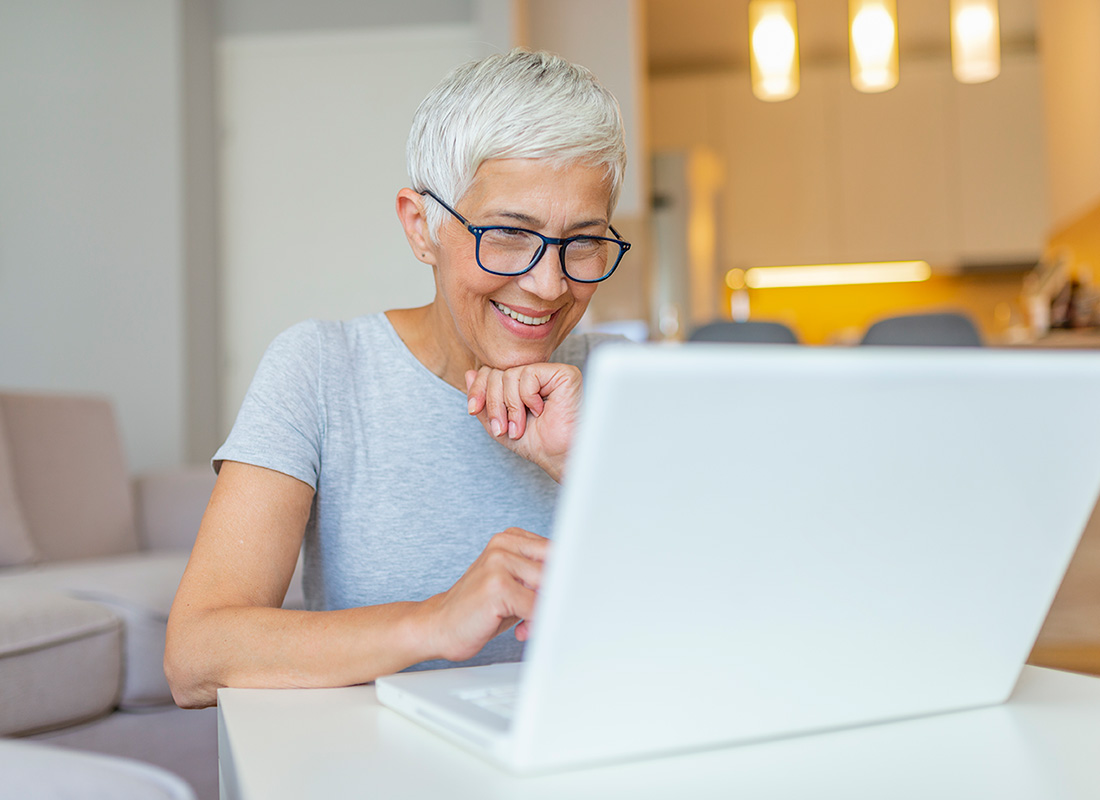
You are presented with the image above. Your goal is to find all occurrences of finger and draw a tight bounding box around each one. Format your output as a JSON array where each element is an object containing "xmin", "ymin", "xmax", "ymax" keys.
[
  {"xmin": 469, "ymin": 569, "xmax": 538, "ymax": 639},
  {"xmin": 504, "ymin": 586, "xmax": 538, "ymax": 626},
  {"xmin": 482, "ymin": 370, "xmax": 510, "ymax": 438},
  {"xmin": 492, "ymin": 527, "xmax": 550, "ymax": 556},
  {"xmin": 481, "ymin": 545, "xmax": 545, "ymax": 597},
  {"xmin": 516, "ymin": 367, "xmax": 547, "ymax": 419},
  {"xmin": 478, "ymin": 533, "xmax": 548, "ymax": 602},
  {"xmin": 495, "ymin": 525, "xmax": 550, "ymax": 550},
  {"xmin": 497, "ymin": 615, "xmax": 525, "ymax": 641},
  {"xmin": 466, "ymin": 368, "xmax": 487, "ymax": 415},
  {"xmin": 501, "ymin": 371, "xmax": 529, "ymax": 440}
]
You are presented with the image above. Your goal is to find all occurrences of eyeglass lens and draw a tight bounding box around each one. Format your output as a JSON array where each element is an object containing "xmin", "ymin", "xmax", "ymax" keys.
[{"xmin": 477, "ymin": 229, "xmax": 619, "ymax": 281}]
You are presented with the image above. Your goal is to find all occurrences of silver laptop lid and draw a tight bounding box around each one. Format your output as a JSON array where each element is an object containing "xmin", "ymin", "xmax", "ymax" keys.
[{"xmin": 511, "ymin": 344, "xmax": 1100, "ymax": 770}]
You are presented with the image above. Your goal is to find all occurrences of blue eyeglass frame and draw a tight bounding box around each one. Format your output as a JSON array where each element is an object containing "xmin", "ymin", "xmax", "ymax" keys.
[{"xmin": 419, "ymin": 189, "xmax": 631, "ymax": 284}]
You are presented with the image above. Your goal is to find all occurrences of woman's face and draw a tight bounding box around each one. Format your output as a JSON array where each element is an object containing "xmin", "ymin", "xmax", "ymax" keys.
[{"xmin": 425, "ymin": 158, "xmax": 613, "ymax": 378}]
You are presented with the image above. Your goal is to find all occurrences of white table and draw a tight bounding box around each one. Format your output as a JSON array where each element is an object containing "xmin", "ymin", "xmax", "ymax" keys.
[{"xmin": 218, "ymin": 666, "xmax": 1100, "ymax": 800}]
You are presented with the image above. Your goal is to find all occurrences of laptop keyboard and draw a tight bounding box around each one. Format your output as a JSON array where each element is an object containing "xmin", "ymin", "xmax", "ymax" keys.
[{"xmin": 452, "ymin": 685, "xmax": 517, "ymax": 719}]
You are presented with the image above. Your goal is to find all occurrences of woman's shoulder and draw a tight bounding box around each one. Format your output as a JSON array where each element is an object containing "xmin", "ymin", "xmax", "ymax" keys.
[
  {"xmin": 267, "ymin": 313, "xmax": 392, "ymax": 360},
  {"xmin": 270, "ymin": 313, "xmax": 432, "ymax": 400},
  {"xmin": 278, "ymin": 312, "xmax": 388, "ymax": 340}
]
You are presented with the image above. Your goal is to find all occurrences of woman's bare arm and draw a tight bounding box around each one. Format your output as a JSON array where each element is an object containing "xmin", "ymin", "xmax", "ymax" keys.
[{"xmin": 164, "ymin": 460, "xmax": 546, "ymax": 708}]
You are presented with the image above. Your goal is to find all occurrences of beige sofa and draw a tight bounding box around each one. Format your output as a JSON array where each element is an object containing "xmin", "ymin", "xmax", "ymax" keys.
[{"xmin": 0, "ymin": 391, "xmax": 301, "ymax": 800}]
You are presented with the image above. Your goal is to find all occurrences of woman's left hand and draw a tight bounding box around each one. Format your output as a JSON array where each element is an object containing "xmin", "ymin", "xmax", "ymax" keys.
[{"xmin": 465, "ymin": 363, "xmax": 581, "ymax": 483}]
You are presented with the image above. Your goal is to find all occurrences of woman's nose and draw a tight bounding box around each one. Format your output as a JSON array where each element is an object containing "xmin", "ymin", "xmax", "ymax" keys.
[{"xmin": 516, "ymin": 245, "xmax": 568, "ymax": 300}]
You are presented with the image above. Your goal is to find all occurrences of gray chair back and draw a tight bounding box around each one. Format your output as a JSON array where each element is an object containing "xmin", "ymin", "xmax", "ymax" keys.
[
  {"xmin": 860, "ymin": 312, "xmax": 983, "ymax": 347},
  {"xmin": 689, "ymin": 320, "xmax": 800, "ymax": 344}
]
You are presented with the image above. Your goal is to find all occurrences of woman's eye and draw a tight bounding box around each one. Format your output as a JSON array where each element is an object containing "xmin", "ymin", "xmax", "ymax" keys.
[{"xmin": 484, "ymin": 228, "xmax": 528, "ymax": 241}]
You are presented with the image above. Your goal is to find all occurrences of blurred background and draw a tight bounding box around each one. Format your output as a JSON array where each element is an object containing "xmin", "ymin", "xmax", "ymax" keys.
[{"xmin": 1, "ymin": 0, "xmax": 1098, "ymax": 472}]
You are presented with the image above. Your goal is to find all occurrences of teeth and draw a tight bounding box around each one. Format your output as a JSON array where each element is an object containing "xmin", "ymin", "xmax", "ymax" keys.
[{"xmin": 493, "ymin": 301, "xmax": 552, "ymax": 326}]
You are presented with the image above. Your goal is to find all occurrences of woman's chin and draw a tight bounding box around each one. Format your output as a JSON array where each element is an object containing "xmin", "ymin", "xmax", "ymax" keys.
[{"xmin": 481, "ymin": 342, "xmax": 562, "ymax": 371}]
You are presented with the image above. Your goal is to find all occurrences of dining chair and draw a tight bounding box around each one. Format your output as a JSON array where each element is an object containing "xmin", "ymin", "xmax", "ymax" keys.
[
  {"xmin": 688, "ymin": 320, "xmax": 800, "ymax": 344},
  {"xmin": 860, "ymin": 312, "xmax": 983, "ymax": 347}
]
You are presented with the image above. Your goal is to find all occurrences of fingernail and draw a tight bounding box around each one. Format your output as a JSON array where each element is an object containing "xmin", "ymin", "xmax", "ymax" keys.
[
  {"xmin": 491, "ymin": 419, "xmax": 502, "ymax": 437},
  {"xmin": 508, "ymin": 421, "xmax": 518, "ymax": 439},
  {"xmin": 468, "ymin": 397, "xmax": 477, "ymax": 414}
]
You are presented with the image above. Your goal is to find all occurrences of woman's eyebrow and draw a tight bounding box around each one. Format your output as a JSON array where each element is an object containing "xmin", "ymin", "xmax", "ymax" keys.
[
  {"xmin": 493, "ymin": 210, "xmax": 541, "ymax": 226},
  {"xmin": 490, "ymin": 210, "xmax": 609, "ymax": 230}
]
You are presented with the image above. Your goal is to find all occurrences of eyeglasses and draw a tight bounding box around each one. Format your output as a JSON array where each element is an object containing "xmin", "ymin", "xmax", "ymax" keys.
[{"xmin": 420, "ymin": 189, "xmax": 630, "ymax": 284}]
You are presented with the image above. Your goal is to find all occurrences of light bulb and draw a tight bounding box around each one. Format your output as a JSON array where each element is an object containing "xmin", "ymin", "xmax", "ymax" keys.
[
  {"xmin": 749, "ymin": 1, "xmax": 800, "ymax": 102},
  {"xmin": 849, "ymin": 0, "xmax": 899, "ymax": 93},
  {"xmin": 952, "ymin": 0, "xmax": 1001, "ymax": 83}
]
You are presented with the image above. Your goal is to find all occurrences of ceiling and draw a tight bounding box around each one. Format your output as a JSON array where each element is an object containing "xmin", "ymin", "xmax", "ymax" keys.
[{"xmin": 645, "ymin": 0, "xmax": 1039, "ymax": 73}]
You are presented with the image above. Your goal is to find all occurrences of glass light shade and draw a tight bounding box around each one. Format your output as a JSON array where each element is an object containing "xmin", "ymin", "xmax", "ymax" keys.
[
  {"xmin": 849, "ymin": 0, "xmax": 899, "ymax": 93},
  {"xmin": 951, "ymin": 0, "xmax": 1001, "ymax": 83},
  {"xmin": 749, "ymin": 0, "xmax": 800, "ymax": 102}
]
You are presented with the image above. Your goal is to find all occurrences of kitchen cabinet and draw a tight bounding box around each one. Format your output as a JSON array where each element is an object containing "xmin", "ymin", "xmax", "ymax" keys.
[{"xmin": 649, "ymin": 52, "xmax": 1048, "ymax": 270}]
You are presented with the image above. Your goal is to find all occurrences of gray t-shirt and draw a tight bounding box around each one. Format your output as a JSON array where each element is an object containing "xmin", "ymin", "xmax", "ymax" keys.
[{"xmin": 215, "ymin": 312, "xmax": 614, "ymax": 670}]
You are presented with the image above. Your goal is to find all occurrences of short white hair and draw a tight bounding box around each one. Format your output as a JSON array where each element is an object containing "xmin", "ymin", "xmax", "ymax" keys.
[{"xmin": 407, "ymin": 49, "xmax": 627, "ymax": 239}]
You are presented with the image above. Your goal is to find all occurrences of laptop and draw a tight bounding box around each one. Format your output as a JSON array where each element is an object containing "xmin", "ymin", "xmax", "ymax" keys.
[{"xmin": 376, "ymin": 343, "xmax": 1100, "ymax": 774}]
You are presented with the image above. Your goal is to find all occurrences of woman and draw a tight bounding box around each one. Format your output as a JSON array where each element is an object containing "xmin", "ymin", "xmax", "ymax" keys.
[{"xmin": 164, "ymin": 49, "xmax": 630, "ymax": 708}]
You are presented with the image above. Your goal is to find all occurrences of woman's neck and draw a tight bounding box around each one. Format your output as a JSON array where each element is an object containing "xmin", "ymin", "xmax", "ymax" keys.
[{"xmin": 385, "ymin": 305, "xmax": 473, "ymax": 391}]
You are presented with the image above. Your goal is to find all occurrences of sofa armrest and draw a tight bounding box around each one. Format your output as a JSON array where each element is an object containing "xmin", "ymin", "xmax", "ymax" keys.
[{"xmin": 132, "ymin": 467, "xmax": 216, "ymax": 552}]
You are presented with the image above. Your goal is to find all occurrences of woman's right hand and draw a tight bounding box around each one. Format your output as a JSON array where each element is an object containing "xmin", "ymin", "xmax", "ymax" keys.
[{"xmin": 419, "ymin": 527, "xmax": 548, "ymax": 662}]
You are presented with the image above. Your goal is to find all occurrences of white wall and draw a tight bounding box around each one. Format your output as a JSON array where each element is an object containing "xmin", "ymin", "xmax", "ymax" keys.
[
  {"xmin": 527, "ymin": 0, "xmax": 648, "ymax": 218},
  {"xmin": 0, "ymin": 0, "xmax": 187, "ymax": 472},
  {"xmin": 219, "ymin": 0, "xmax": 473, "ymax": 36},
  {"xmin": 218, "ymin": 26, "xmax": 488, "ymax": 425}
]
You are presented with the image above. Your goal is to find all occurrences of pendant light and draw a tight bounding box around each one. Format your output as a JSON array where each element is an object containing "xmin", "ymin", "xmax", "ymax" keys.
[
  {"xmin": 749, "ymin": 0, "xmax": 800, "ymax": 102},
  {"xmin": 951, "ymin": 0, "xmax": 1001, "ymax": 83},
  {"xmin": 849, "ymin": 0, "xmax": 899, "ymax": 93}
]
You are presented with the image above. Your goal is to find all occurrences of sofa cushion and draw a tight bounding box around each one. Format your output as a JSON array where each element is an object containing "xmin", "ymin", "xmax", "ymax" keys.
[
  {"xmin": 0, "ymin": 393, "xmax": 139, "ymax": 561},
  {"xmin": 0, "ymin": 408, "xmax": 36, "ymax": 567},
  {"xmin": 1, "ymin": 549, "xmax": 307, "ymax": 709},
  {"xmin": 1, "ymin": 552, "xmax": 191, "ymax": 708},
  {"xmin": 0, "ymin": 590, "xmax": 122, "ymax": 736}
]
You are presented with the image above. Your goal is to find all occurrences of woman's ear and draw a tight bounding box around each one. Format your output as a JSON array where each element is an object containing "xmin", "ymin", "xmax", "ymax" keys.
[{"xmin": 395, "ymin": 188, "xmax": 435, "ymax": 265}]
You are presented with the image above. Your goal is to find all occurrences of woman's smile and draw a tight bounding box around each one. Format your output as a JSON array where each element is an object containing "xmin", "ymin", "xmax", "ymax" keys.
[{"xmin": 491, "ymin": 300, "xmax": 554, "ymax": 327}]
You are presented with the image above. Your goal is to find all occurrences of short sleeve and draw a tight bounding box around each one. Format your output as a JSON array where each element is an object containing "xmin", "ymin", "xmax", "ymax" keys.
[{"xmin": 214, "ymin": 321, "xmax": 325, "ymax": 488}]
